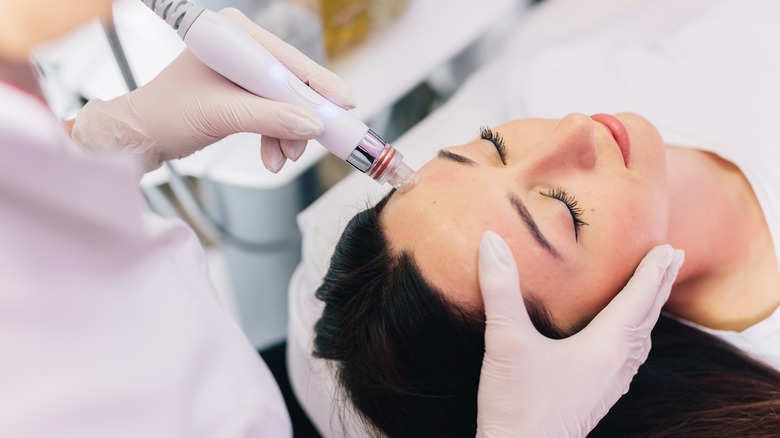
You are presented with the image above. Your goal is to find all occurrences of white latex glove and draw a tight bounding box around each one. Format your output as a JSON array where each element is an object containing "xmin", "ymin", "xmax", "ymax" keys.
[
  {"xmin": 71, "ymin": 8, "xmax": 355, "ymax": 173},
  {"xmin": 475, "ymin": 231, "xmax": 684, "ymax": 438}
]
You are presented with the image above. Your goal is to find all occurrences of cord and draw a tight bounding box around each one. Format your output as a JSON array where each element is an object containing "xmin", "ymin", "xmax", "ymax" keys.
[{"xmin": 140, "ymin": 0, "xmax": 204, "ymax": 39}]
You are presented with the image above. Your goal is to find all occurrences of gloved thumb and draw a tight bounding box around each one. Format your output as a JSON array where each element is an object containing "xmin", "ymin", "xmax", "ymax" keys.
[{"xmin": 478, "ymin": 231, "xmax": 537, "ymax": 335}]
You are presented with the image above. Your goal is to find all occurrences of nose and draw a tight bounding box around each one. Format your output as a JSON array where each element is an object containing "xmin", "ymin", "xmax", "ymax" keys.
[{"xmin": 522, "ymin": 113, "xmax": 598, "ymax": 175}]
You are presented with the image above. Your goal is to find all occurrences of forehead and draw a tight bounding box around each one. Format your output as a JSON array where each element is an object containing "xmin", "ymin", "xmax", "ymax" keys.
[
  {"xmin": 380, "ymin": 119, "xmax": 557, "ymax": 296},
  {"xmin": 381, "ymin": 178, "xmax": 477, "ymax": 297},
  {"xmin": 380, "ymin": 159, "xmax": 525, "ymax": 305},
  {"xmin": 381, "ymin": 180, "xmax": 562, "ymax": 312}
]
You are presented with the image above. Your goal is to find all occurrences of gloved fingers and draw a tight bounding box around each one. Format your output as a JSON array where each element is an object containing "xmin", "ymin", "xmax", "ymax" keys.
[
  {"xmin": 280, "ymin": 138, "xmax": 307, "ymax": 162},
  {"xmin": 218, "ymin": 8, "xmax": 356, "ymax": 109},
  {"xmin": 590, "ymin": 245, "xmax": 683, "ymax": 334},
  {"xmin": 261, "ymin": 135, "xmax": 286, "ymax": 172},
  {"xmin": 622, "ymin": 335, "xmax": 654, "ymax": 386},
  {"xmin": 260, "ymin": 136, "xmax": 308, "ymax": 172},
  {"xmin": 230, "ymin": 96, "xmax": 324, "ymax": 141},
  {"xmin": 478, "ymin": 231, "xmax": 538, "ymax": 336},
  {"xmin": 305, "ymin": 69, "xmax": 358, "ymax": 109}
]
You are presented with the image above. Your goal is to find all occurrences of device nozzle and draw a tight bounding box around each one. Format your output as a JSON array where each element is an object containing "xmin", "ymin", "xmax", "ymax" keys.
[
  {"xmin": 367, "ymin": 144, "xmax": 418, "ymax": 192},
  {"xmin": 387, "ymin": 161, "xmax": 418, "ymax": 192}
]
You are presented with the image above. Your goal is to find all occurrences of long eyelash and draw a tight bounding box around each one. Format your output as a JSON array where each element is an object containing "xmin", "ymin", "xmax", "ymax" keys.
[
  {"xmin": 480, "ymin": 126, "xmax": 508, "ymax": 164},
  {"xmin": 544, "ymin": 187, "xmax": 589, "ymax": 240}
]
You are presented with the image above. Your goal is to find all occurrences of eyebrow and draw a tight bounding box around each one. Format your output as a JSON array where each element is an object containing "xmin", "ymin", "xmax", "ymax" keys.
[
  {"xmin": 509, "ymin": 193, "xmax": 560, "ymax": 258},
  {"xmin": 437, "ymin": 149, "xmax": 477, "ymax": 166},
  {"xmin": 436, "ymin": 149, "xmax": 559, "ymax": 257}
]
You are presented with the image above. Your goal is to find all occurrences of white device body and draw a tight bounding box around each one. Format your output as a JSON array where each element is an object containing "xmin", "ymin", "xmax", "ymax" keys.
[
  {"xmin": 184, "ymin": 10, "xmax": 369, "ymax": 160},
  {"xmin": 141, "ymin": 1, "xmax": 417, "ymax": 191}
]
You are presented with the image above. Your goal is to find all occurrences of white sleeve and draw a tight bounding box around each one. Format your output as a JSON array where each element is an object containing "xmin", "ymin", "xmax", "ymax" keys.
[{"xmin": 0, "ymin": 84, "xmax": 291, "ymax": 438}]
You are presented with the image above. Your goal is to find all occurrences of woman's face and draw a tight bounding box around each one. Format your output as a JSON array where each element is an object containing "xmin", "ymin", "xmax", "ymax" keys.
[
  {"xmin": 0, "ymin": 0, "xmax": 113, "ymax": 60},
  {"xmin": 382, "ymin": 113, "xmax": 670, "ymax": 331}
]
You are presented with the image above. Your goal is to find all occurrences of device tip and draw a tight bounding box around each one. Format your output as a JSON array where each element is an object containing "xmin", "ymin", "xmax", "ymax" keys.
[{"xmin": 388, "ymin": 161, "xmax": 418, "ymax": 193}]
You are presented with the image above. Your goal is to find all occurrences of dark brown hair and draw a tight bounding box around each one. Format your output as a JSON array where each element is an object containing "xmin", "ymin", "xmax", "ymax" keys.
[{"xmin": 314, "ymin": 194, "xmax": 780, "ymax": 437}]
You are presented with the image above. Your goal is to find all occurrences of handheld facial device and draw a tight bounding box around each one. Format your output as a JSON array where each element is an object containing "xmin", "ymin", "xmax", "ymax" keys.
[{"xmin": 141, "ymin": 0, "xmax": 418, "ymax": 192}]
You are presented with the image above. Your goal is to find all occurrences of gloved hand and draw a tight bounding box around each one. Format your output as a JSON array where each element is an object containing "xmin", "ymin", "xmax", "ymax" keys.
[
  {"xmin": 71, "ymin": 8, "xmax": 355, "ymax": 173},
  {"xmin": 475, "ymin": 231, "xmax": 684, "ymax": 438}
]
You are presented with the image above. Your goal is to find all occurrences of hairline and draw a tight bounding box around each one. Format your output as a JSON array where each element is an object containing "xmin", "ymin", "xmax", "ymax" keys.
[{"xmin": 376, "ymin": 191, "xmax": 589, "ymax": 339}]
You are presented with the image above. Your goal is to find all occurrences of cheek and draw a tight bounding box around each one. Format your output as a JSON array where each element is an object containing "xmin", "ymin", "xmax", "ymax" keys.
[
  {"xmin": 592, "ymin": 185, "xmax": 668, "ymax": 269},
  {"xmin": 559, "ymin": 185, "xmax": 669, "ymax": 322}
]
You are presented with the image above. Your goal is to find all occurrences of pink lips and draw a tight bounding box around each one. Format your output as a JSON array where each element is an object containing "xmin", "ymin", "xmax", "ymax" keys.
[{"xmin": 591, "ymin": 113, "xmax": 631, "ymax": 167}]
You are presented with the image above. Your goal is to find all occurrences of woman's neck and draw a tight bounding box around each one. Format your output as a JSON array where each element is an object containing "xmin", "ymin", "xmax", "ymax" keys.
[{"xmin": 665, "ymin": 147, "xmax": 780, "ymax": 330}]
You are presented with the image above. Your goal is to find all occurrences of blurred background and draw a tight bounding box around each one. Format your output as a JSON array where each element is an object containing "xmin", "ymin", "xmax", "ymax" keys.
[{"xmin": 34, "ymin": 0, "xmax": 540, "ymax": 351}]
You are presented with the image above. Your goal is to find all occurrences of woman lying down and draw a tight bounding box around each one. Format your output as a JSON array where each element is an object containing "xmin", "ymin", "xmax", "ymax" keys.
[{"xmin": 313, "ymin": 112, "xmax": 780, "ymax": 437}]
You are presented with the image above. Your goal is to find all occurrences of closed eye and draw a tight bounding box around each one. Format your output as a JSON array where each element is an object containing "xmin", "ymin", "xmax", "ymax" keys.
[
  {"xmin": 480, "ymin": 126, "xmax": 508, "ymax": 164},
  {"xmin": 541, "ymin": 187, "xmax": 589, "ymax": 241}
]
